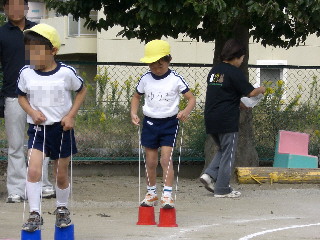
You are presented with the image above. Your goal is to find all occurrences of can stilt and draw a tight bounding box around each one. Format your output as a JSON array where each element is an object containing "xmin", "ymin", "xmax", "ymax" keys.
[
  {"xmin": 21, "ymin": 229, "xmax": 41, "ymax": 240},
  {"xmin": 54, "ymin": 224, "xmax": 74, "ymax": 240},
  {"xmin": 136, "ymin": 206, "xmax": 156, "ymax": 225},
  {"xmin": 157, "ymin": 208, "xmax": 178, "ymax": 227}
]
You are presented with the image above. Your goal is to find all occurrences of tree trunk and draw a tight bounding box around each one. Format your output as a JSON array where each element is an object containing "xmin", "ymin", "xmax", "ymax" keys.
[{"xmin": 203, "ymin": 24, "xmax": 259, "ymax": 173}]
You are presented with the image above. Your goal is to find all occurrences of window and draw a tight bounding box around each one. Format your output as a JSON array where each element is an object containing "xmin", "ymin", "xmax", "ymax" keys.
[
  {"xmin": 255, "ymin": 60, "xmax": 288, "ymax": 98},
  {"xmin": 68, "ymin": 11, "xmax": 97, "ymax": 36},
  {"xmin": 26, "ymin": 2, "xmax": 45, "ymax": 23}
]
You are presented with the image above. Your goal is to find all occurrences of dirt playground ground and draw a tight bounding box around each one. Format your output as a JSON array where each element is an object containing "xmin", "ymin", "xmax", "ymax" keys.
[{"xmin": 0, "ymin": 162, "xmax": 320, "ymax": 240}]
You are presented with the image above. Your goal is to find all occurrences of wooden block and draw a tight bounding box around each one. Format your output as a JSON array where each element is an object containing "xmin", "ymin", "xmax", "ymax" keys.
[{"xmin": 236, "ymin": 167, "xmax": 320, "ymax": 184}]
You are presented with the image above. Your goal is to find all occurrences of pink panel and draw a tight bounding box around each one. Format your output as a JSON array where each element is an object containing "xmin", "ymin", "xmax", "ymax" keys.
[{"xmin": 278, "ymin": 130, "xmax": 309, "ymax": 155}]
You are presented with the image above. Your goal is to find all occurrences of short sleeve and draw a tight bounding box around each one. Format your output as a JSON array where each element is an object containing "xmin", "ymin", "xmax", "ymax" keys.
[
  {"xmin": 136, "ymin": 75, "xmax": 145, "ymax": 95},
  {"xmin": 16, "ymin": 68, "xmax": 27, "ymax": 96},
  {"xmin": 177, "ymin": 74, "xmax": 190, "ymax": 94},
  {"xmin": 64, "ymin": 65, "xmax": 84, "ymax": 92}
]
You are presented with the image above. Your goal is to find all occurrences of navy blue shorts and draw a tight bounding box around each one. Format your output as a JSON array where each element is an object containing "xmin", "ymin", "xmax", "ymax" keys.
[
  {"xmin": 27, "ymin": 123, "xmax": 77, "ymax": 160},
  {"xmin": 141, "ymin": 116, "xmax": 179, "ymax": 149}
]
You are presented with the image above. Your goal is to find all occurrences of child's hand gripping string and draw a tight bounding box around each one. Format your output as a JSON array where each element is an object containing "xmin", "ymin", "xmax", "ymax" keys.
[
  {"xmin": 177, "ymin": 91, "xmax": 196, "ymax": 122},
  {"xmin": 30, "ymin": 109, "xmax": 46, "ymax": 125},
  {"xmin": 177, "ymin": 110, "xmax": 190, "ymax": 122},
  {"xmin": 60, "ymin": 86, "xmax": 87, "ymax": 131},
  {"xmin": 130, "ymin": 92, "xmax": 141, "ymax": 126},
  {"xmin": 61, "ymin": 115, "xmax": 75, "ymax": 131},
  {"xmin": 131, "ymin": 114, "xmax": 140, "ymax": 126}
]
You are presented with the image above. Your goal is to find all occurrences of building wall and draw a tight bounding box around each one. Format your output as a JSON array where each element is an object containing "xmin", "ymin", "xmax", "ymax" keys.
[
  {"xmin": 96, "ymin": 7, "xmax": 320, "ymax": 66},
  {"xmin": 98, "ymin": 31, "xmax": 320, "ymax": 65},
  {"xmin": 249, "ymin": 34, "xmax": 320, "ymax": 66}
]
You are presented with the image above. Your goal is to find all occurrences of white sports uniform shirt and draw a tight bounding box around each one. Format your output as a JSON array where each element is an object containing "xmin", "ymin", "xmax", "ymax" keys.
[
  {"xmin": 17, "ymin": 62, "xmax": 83, "ymax": 125},
  {"xmin": 136, "ymin": 69, "xmax": 189, "ymax": 118}
]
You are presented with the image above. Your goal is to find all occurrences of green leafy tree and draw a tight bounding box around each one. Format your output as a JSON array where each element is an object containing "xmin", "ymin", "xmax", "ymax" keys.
[
  {"xmin": 45, "ymin": 0, "xmax": 320, "ymax": 167},
  {"xmin": 0, "ymin": 13, "xmax": 5, "ymax": 26}
]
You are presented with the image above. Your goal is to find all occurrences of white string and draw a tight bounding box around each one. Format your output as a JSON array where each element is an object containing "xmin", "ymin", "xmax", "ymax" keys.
[
  {"xmin": 55, "ymin": 130, "xmax": 64, "ymax": 205},
  {"xmin": 39, "ymin": 125, "xmax": 46, "ymax": 216},
  {"xmin": 70, "ymin": 130, "xmax": 73, "ymax": 210},
  {"xmin": 138, "ymin": 126, "xmax": 151, "ymax": 204},
  {"xmin": 163, "ymin": 122, "xmax": 179, "ymax": 188},
  {"xmin": 23, "ymin": 125, "xmax": 39, "ymax": 223},
  {"xmin": 141, "ymin": 149, "xmax": 150, "ymax": 186},
  {"xmin": 138, "ymin": 126, "xmax": 141, "ymax": 204},
  {"xmin": 55, "ymin": 128, "xmax": 73, "ymax": 210},
  {"xmin": 174, "ymin": 125, "xmax": 184, "ymax": 202}
]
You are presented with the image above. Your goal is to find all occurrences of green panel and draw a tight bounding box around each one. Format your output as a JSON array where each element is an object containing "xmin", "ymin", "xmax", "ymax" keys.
[{"xmin": 273, "ymin": 153, "xmax": 318, "ymax": 168}]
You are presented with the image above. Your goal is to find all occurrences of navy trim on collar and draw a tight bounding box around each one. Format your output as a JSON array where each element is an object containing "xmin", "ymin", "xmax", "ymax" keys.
[
  {"xmin": 151, "ymin": 69, "xmax": 171, "ymax": 80},
  {"xmin": 34, "ymin": 62, "xmax": 61, "ymax": 76}
]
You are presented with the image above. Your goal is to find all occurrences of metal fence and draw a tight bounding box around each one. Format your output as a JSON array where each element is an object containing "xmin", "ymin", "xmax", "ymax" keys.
[{"xmin": 0, "ymin": 62, "xmax": 319, "ymax": 163}]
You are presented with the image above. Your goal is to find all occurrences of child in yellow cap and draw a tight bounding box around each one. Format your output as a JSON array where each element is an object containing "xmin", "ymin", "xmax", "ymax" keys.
[
  {"xmin": 131, "ymin": 40, "xmax": 196, "ymax": 208},
  {"xmin": 17, "ymin": 23, "xmax": 87, "ymax": 232}
]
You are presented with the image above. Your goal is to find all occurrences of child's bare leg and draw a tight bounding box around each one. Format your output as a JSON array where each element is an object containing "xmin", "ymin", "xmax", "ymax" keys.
[
  {"xmin": 27, "ymin": 149, "xmax": 45, "ymax": 182},
  {"xmin": 53, "ymin": 157, "xmax": 70, "ymax": 207},
  {"xmin": 160, "ymin": 146, "xmax": 174, "ymax": 187},
  {"xmin": 53, "ymin": 157, "xmax": 70, "ymax": 189},
  {"xmin": 53, "ymin": 157, "xmax": 72, "ymax": 227},
  {"xmin": 140, "ymin": 147, "xmax": 159, "ymax": 206},
  {"xmin": 22, "ymin": 149, "xmax": 45, "ymax": 232},
  {"xmin": 26, "ymin": 149, "xmax": 45, "ymax": 212},
  {"xmin": 159, "ymin": 146, "xmax": 175, "ymax": 208},
  {"xmin": 144, "ymin": 147, "xmax": 158, "ymax": 186}
]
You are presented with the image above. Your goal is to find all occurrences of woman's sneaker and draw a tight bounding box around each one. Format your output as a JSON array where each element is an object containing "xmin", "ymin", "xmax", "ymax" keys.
[
  {"xmin": 200, "ymin": 174, "xmax": 215, "ymax": 193},
  {"xmin": 54, "ymin": 207, "xmax": 72, "ymax": 228},
  {"xmin": 22, "ymin": 212, "xmax": 43, "ymax": 232},
  {"xmin": 214, "ymin": 190, "xmax": 241, "ymax": 198},
  {"xmin": 7, "ymin": 194, "xmax": 23, "ymax": 203},
  {"xmin": 42, "ymin": 187, "xmax": 56, "ymax": 199},
  {"xmin": 140, "ymin": 193, "xmax": 158, "ymax": 207},
  {"xmin": 160, "ymin": 196, "xmax": 175, "ymax": 209}
]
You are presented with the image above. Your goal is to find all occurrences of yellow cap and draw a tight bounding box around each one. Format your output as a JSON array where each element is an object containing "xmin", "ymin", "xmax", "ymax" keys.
[
  {"xmin": 24, "ymin": 23, "xmax": 61, "ymax": 50},
  {"xmin": 140, "ymin": 40, "xmax": 171, "ymax": 63}
]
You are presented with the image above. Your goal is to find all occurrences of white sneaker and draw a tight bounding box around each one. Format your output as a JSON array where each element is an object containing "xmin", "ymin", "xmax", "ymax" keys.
[
  {"xmin": 140, "ymin": 193, "xmax": 158, "ymax": 207},
  {"xmin": 160, "ymin": 196, "xmax": 175, "ymax": 209},
  {"xmin": 200, "ymin": 173, "xmax": 214, "ymax": 193},
  {"xmin": 42, "ymin": 188, "xmax": 56, "ymax": 198},
  {"xmin": 214, "ymin": 190, "xmax": 241, "ymax": 198},
  {"xmin": 7, "ymin": 194, "xmax": 23, "ymax": 203}
]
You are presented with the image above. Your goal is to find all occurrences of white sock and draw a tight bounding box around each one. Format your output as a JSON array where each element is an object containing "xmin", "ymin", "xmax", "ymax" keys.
[
  {"xmin": 26, "ymin": 181, "xmax": 41, "ymax": 213},
  {"xmin": 147, "ymin": 185, "xmax": 157, "ymax": 195},
  {"xmin": 163, "ymin": 186, "xmax": 172, "ymax": 197},
  {"xmin": 56, "ymin": 184, "xmax": 70, "ymax": 208}
]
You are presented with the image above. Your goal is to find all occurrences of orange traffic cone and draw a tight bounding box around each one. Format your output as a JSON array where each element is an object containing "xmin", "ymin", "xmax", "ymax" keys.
[
  {"xmin": 157, "ymin": 208, "xmax": 178, "ymax": 227},
  {"xmin": 136, "ymin": 206, "xmax": 157, "ymax": 225}
]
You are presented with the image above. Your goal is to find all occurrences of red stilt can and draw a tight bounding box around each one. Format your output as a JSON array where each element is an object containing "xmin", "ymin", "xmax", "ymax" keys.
[
  {"xmin": 157, "ymin": 208, "xmax": 178, "ymax": 227},
  {"xmin": 136, "ymin": 206, "xmax": 156, "ymax": 225}
]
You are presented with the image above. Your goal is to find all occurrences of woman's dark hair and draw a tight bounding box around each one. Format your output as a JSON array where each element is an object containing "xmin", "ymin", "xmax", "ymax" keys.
[
  {"xmin": 220, "ymin": 39, "xmax": 246, "ymax": 61},
  {"xmin": 24, "ymin": 31, "xmax": 53, "ymax": 50},
  {"xmin": 3, "ymin": 0, "xmax": 28, "ymax": 6}
]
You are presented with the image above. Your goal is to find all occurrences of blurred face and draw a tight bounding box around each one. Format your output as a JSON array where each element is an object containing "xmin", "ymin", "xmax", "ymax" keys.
[
  {"xmin": 148, "ymin": 59, "xmax": 169, "ymax": 76},
  {"xmin": 4, "ymin": 0, "xmax": 28, "ymax": 23},
  {"xmin": 26, "ymin": 44, "xmax": 56, "ymax": 71}
]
